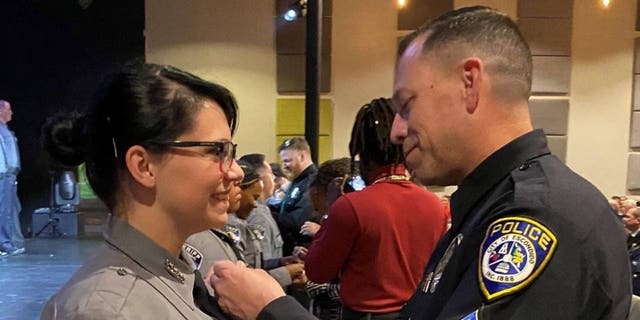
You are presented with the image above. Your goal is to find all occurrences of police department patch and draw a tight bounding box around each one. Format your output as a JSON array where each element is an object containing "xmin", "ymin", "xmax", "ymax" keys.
[
  {"xmin": 461, "ymin": 310, "xmax": 478, "ymax": 320},
  {"xmin": 247, "ymin": 224, "xmax": 266, "ymax": 240},
  {"xmin": 182, "ymin": 243, "xmax": 203, "ymax": 270},
  {"xmin": 479, "ymin": 216, "xmax": 557, "ymax": 301}
]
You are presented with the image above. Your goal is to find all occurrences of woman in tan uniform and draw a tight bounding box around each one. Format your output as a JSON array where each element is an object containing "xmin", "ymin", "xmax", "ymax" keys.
[{"xmin": 40, "ymin": 63, "xmax": 242, "ymax": 319}]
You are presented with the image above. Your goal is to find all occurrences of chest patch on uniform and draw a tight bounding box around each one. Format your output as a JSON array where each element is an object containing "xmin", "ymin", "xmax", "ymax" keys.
[
  {"xmin": 479, "ymin": 216, "xmax": 557, "ymax": 301},
  {"xmin": 247, "ymin": 224, "xmax": 266, "ymax": 240},
  {"xmin": 290, "ymin": 187, "xmax": 300, "ymax": 199},
  {"xmin": 182, "ymin": 243, "xmax": 203, "ymax": 270},
  {"xmin": 224, "ymin": 225, "xmax": 242, "ymax": 245}
]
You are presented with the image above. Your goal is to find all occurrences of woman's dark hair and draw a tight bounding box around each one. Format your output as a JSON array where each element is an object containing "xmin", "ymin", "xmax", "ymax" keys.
[
  {"xmin": 239, "ymin": 153, "xmax": 266, "ymax": 170},
  {"xmin": 349, "ymin": 98, "xmax": 403, "ymax": 171},
  {"xmin": 42, "ymin": 63, "xmax": 239, "ymax": 210}
]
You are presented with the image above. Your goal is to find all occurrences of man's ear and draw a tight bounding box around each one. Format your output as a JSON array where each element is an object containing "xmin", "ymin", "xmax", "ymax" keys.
[
  {"xmin": 125, "ymin": 145, "xmax": 157, "ymax": 188},
  {"xmin": 462, "ymin": 57, "xmax": 482, "ymax": 114}
]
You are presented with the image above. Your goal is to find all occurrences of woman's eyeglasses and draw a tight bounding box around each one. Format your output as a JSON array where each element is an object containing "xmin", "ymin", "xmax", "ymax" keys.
[{"xmin": 150, "ymin": 140, "xmax": 237, "ymax": 173}]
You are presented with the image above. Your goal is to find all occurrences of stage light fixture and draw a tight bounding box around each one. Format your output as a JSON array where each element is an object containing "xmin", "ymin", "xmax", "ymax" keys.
[{"xmin": 283, "ymin": 0, "xmax": 308, "ymax": 22}]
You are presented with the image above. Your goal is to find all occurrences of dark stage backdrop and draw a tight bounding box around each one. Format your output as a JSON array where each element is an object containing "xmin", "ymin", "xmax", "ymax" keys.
[{"xmin": 0, "ymin": 0, "xmax": 144, "ymax": 236}]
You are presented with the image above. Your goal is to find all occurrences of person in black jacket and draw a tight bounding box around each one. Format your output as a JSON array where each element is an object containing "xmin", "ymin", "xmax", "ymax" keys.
[
  {"xmin": 391, "ymin": 6, "xmax": 631, "ymax": 320},
  {"xmin": 210, "ymin": 6, "xmax": 632, "ymax": 320},
  {"xmin": 275, "ymin": 137, "xmax": 317, "ymax": 256}
]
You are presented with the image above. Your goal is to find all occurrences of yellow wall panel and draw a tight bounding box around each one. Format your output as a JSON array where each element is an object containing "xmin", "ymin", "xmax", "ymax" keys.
[
  {"xmin": 276, "ymin": 98, "xmax": 333, "ymax": 163},
  {"xmin": 276, "ymin": 98, "xmax": 333, "ymax": 135}
]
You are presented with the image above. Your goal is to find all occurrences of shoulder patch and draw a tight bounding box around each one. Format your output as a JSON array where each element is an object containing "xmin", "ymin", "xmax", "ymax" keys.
[
  {"xmin": 461, "ymin": 310, "xmax": 478, "ymax": 320},
  {"xmin": 224, "ymin": 225, "xmax": 242, "ymax": 245},
  {"xmin": 247, "ymin": 224, "xmax": 266, "ymax": 240},
  {"xmin": 479, "ymin": 216, "xmax": 557, "ymax": 301},
  {"xmin": 182, "ymin": 243, "xmax": 203, "ymax": 270}
]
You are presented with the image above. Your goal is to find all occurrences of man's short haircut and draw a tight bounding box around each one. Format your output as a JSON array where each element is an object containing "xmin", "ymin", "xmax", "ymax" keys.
[
  {"xmin": 239, "ymin": 153, "xmax": 267, "ymax": 170},
  {"xmin": 309, "ymin": 157, "xmax": 351, "ymax": 190},
  {"xmin": 397, "ymin": 6, "xmax": 532, "ymax": 103},
  {"xmin": 278, "ymin": 137, "xmax": 311, "ymax": 153}
]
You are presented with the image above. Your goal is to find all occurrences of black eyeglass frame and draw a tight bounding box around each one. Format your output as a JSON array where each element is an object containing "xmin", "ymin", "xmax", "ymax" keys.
[{"xmin": 149, "ymin": 140, "xmax": 237, "ymax": 173}]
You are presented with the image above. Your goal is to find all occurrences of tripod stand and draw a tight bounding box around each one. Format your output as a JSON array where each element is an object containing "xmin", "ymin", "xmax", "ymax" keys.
[{"xmin": 35, "ymin": 171, "xmax": 62, "ymax": 238}]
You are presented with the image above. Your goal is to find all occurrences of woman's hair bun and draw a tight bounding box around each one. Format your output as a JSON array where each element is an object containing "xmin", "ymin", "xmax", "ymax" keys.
[{"xmin": 41, "ymin": 112, "xmax": 87, "ymax": 167}]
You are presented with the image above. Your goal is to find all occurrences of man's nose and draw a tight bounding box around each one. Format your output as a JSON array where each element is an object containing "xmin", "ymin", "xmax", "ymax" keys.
[{"xmin": 390, "ymin": 113, "xmax": 407, "ymax": 144}]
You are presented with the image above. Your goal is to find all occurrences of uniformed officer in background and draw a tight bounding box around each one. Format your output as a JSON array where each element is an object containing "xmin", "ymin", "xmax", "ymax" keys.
[
  {"xmin": 239, "ymin": 153, "xmax": 285, "ymax": 261},
  {"xmin": 275, "ymin": 137, "xmax": 317, "ymax": 256},
  {"xmin": 390, "ymin": 6, "xmax": 631, "ymax": 319},
  {"xmin": 227, "ymin": 159, "xmax": 305, "ymax": 287}
]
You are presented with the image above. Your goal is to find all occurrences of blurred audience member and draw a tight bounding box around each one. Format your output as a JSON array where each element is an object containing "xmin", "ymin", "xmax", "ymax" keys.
[
  {"xmin": 302, "ymin": 157, "xmax": 352, "ymax": 320},
  {"xmin": 305, "ymin": 98, "xmax": 447, "ymax": 319},
  {"xmin": 276, "ymin": 137, "xmax": 317, "ymax": 256},
  {"xmin": 239, "ymin": 154, "xmax": 284, "ymax": 260},
  {"xmin": 0, "ymin": 100, "xmax": 24, "ymax": 256}
]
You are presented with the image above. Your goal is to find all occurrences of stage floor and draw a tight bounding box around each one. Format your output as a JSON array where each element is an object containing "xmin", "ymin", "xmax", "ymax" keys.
[{"xmin": 0, "ymin": 237, "xmax": 101, "ymax": 320}]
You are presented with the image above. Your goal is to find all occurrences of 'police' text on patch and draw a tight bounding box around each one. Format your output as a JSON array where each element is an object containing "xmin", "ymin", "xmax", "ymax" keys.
[{"xmin": 479, "ymin": 216, "xmax": 557, "ymax": 301}]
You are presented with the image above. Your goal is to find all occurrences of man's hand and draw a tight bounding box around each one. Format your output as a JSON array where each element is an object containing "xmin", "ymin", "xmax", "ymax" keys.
[{"xmin": 211, "ymin": 260, "xmax": 285, "ymax": 320}]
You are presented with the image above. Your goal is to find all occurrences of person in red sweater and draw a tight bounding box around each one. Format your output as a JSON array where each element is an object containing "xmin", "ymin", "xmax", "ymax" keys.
[{"xmin": 304, "ymin": 98, "xmax": 447, "ymax": 320}]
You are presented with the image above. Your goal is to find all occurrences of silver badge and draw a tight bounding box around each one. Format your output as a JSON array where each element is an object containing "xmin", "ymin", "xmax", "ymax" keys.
[{"xmin": 429, "ymin": 233, "xmax": 463, "ymax": 293}]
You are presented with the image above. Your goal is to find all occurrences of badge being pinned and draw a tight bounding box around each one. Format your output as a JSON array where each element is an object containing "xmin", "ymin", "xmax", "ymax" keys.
[{"xmin": 479, "ymin": 216, "xmax": 557, "ymax": 301}]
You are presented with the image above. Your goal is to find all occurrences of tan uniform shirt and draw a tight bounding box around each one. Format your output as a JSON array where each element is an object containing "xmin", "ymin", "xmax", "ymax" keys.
[{"xmin": 41, "ymin": 216, "xmax": 213, "ymax": 320}]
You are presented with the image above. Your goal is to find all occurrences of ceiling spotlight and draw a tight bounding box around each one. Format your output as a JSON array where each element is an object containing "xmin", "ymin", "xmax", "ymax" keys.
[{"xmin": 283, "ymin": 0, "xmax": 307, "ymax": 22}]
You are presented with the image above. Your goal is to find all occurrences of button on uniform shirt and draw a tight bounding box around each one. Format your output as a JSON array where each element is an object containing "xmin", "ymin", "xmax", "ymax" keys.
[{"xmin": 401, "ymin": 130, "xmax": 631, "ymax": 320}]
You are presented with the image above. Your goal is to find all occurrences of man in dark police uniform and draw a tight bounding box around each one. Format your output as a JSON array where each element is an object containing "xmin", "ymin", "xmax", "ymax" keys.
[
  {"xmin": 390, "ymin": 6, "xmax": 631, "ymax": 320},
  {"xmin": 208, "ymin": 6, "xmax": 632, "ymax": 320}
]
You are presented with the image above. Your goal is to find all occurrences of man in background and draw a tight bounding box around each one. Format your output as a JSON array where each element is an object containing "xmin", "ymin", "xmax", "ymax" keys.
[
  {"xmin": 0, "ymin": 100, "xmax": 24, "ymax": 256},
  {"xmin": 276, "ymin": 137, "xmax": 316, "ymax": 256}
]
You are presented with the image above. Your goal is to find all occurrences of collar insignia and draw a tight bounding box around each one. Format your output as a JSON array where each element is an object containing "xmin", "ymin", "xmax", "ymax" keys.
[
  {"xmin": 164, "ymin": 259, "xmax": 185, "ymax": 283},
  {"xmin": 479, "ymin": 216, "xmax": 557, "ymax": 301}
]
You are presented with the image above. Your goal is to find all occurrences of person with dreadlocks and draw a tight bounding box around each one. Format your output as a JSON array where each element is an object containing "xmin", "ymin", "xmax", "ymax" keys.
[{"xmin": 303, "ymin": 98, "xmax": 447, "ymax": 320}]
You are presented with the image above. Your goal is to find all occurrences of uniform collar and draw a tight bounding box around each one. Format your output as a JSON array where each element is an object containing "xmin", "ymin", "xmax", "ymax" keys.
[
  {"xmin": 450, "ymin": 129, "xmax": 551, "ymax": 233},
  {"xmin": 293, "ymin": 164, "xmax": 317, "ymax": 183},
  {"xmin": 104, "ymin": 215, "xmax": 196, "ymax": 279},
  {"xmin": 227, "ymin": 213, "xmax": 245, "ymax": 225},
  {"xmin": 365, "ymin": 164, "xmax": 407, "ymax": 185}
]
